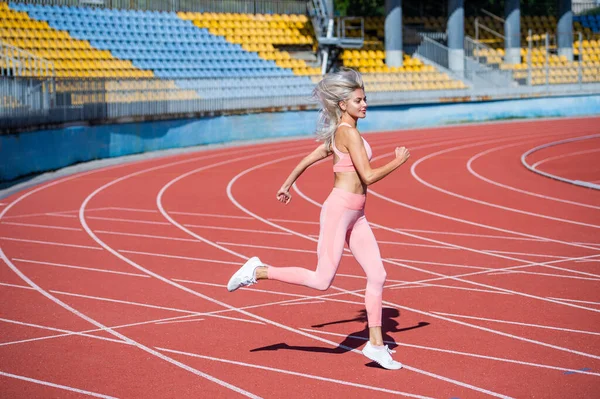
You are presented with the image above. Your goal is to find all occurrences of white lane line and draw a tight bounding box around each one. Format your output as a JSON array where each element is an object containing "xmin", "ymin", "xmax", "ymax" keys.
[
  {"xmin": 156, "ymin": 347, "xmax": 435, "ymax": 398},
  {"xmin": 548, "ymin": 297, "xmax": 600, "ymax": 306},
  {"xmin": 377, "ymin": 240, "xmax": 458, "ymax": 250},
  {"xmin": 171, "ymin": 278, "xmax": 309, "ymax": 298},
  {"xmin": 86, "ymin": 215, "xmax": 288, "ymax": 236},
  {"xmin": 216, "ymin": 241, "xmax": 314, "ymax": 253},
  {"xmin": 117, "ymin": 249, "xmax": 242, "ymax": 265},
  {"xmin": 575, "ymin": 259, "xmax": 600, "ymax": 263},
  {"xmin": 335, "ymin": 273, "xmax": 507, "ymax": 295},
  {"xmin": 12, "ymin": 258, "xmax": 150, "ymax": 278},
  {"xmin": 388, "ymin": 258, "xmax": 492, "ymax": 271},
  {"xmin": 336, "ymin": 273, "xmax": 409, "ymax": 284},
  {"xmin": 533, "ymin": 148, "xmax": 600, "ymax": 169},
  {"xmin": 0, "ymin": 371, "xmax": 118, "ymax": 398},
  {"xmin": 390, "ymin": 283, "xmax": 512, "ymax": 295},
  {"xmin": 108, "ymin": 207, "xmax": 255, "ymax": 220},
  {"xmin": 0, "ymin": 318, "xmax": 128, "ymax": 346},
  {"xmin": 184, "ymin": 224, "xmax": 292, "ymax": 235},
  {"xmin": 216, "ymin": 241, "xmax": 353, "ymax": 256},
  {"xmin": 485, "ymin": 270, "xmax": 600, "ymax": 281},
  {"xmin": 96, "ymin": 230, "xmax": 199, "ymax": 242},
  {"xmin": 411, "ymin": 134, "xmax": 600, "ymax": 229},
  {"xmin": 87, "ymin": 216, "xmax": 170, "ymax": 225},
  {"xmin": 0, "ymin": 236, "xmax": 102, "ymax": 250},
  {"xmin": 0, "ymin": 282, "xmax": 35, "ymax": 290},
  {"xmin": 1, "ymin": 208, "xmax": 111, "ymax": 220},
  {"xmin": 1, "ymin": 222, "xmax": 82, "ymax": 231},
  {"xmin": 430, "ymin": 312, "xmax": 600, "ymax": 336},
  {"xmin": 481, "ymin": 250, "xmax": 570, "ymax": 259},
  {"xmin": 396, "ymin": 228, "xmax": 547, "ymax": 242},
  {"xmin": 469, "ymin": 144, "xmax": 600, "ymax": 210},
  {"xmin": 279, "ymin": 300, "xmax": 326, "ymax": 306},
  {"xmin": 45, "ymin": 213, "xmax": 78, "ymax": 218},
  {"xmin": 268, "ymin": 218, "xmax": 319, "ymax": 225},
  {"xmin": 300, "ymin": 329, "xmax": 600, "ymax": 377}
]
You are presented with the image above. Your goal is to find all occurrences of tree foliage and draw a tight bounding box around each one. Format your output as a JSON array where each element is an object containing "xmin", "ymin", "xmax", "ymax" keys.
[{"xmin": 334, "ymin": 0, "xmax": 563, "ymax": 17}]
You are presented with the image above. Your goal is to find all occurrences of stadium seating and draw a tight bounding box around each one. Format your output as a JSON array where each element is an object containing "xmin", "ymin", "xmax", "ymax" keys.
[
  {"xmin": 178, "ymin": 11, "xmax": 321, "ymax": 76},
  {"xmin": 3, "ymin": 2, "xmax": 317, "ymax": 100}
]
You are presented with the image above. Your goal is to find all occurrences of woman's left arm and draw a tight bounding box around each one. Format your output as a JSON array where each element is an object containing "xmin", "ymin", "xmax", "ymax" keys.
[{"xmin": 277, "ymin": 143, "xmax": 331, "ymax": 204}]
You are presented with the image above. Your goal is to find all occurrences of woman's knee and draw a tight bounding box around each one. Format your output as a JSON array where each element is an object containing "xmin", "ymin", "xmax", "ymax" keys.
[
  {"xmin": 312, "ymin": 273, "xmax": 335, "ymax": 291},
  {"xmin": 368, "ymin": 268, "xmax": 387, "ymax": 288}
]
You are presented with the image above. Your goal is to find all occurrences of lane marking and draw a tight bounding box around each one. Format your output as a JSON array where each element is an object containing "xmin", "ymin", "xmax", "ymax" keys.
[
  {"xmin": 376, "ymin": 240, "xmax": 458, "ymax": 250},
  {"xmin": 108, "ymin": 207, "xmax": 255, "ymax": 220},
  {"xmin": 430, "ymin": 312, "xmax": 600, "ymax": 336},
  {"xmin": 564, "ymin": 367, "xmax": 592, "ymax": 375},
  {"xmin": 12, "ymin": 258, "xmax": 150, "ymax": 278},
  {"xmin": 481, "ymin": 250, "xmax": 570, "ymax": 259},
  {"xmin": 485, "ymin": 270, "xmax": 600, "ymax": 281},
  {"xmin": 216, "ymin": 241, "xmax": 353, "ymax": 256},
  {"xmin": 388, "ymin": 258, "xmax": 491, "ymax": 271},
  {"xmin": 1, "ymin": 222, "xmax": 82, "ymax": 231},
  {"xmin": 156, "ymin": 347, "xmax": 435, "ymax": 398},
  {"xmin": 468, "ymin": 142, "xmax": 600, "ymax": 210},
  {"xmin": 0, "ymin": 318, "xmax": 128, "ymax": 346},
  {"xmin": 411, "ymin": 134, "xmax": 600, "ymax": 228},
  {"xmin": 0, "ymin": 371, "xmax": 118, "ymax": 398},
  {"xmin": 0, "ymin": 236, "xmax": 102, "ymax": 250},
  {"xmin": 1, "ymin": 207, "xmax": 112, "ymax": 220},
  {"xmin": 548, "ymin": 297, "xmax": 600, "ymax": 306},
  {"xmin": 396, "ymin": 228, "xmax": 547, "ymax": 242},
  {"xmin": 184, "ymin": 223, "xmax": 292, "ymax": 236},
  {"xmin": 118, "ymin": 249, "xmax": 242, "ymax": 265},
  {"xmin": 300, "ymin": 329, "xmax": 600, "ymax": 377},
  {"xmin": 96, "ymin": 230, "xmax": 199, "ymax": 242},
  {"xmin": 534, "ymin": 149, "xmax": 600, "ymax": 169},
  {"xmin": 390, "ymin": 283, "xmax": 512, "ymax": 295},
  {"xmin": 279, "ymin": 301, "xmax": 326, "ymax": 306}
]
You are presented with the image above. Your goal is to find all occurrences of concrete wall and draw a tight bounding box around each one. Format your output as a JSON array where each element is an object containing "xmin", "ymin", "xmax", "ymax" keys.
[{"xmin": 2, "ymin": 95, "xmax": 599, "ymax": 182}]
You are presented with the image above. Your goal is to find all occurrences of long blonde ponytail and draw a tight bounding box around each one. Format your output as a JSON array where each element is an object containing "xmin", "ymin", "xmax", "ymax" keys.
[{"xmin": 311, "ymin": 68, "xmax": 364, "ymax": 147}]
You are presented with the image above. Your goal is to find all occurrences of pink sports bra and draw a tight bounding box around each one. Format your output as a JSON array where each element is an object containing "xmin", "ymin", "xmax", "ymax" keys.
[{"xmin": 332, "ymin": 122, "xmax": 373, "ymax": 173}]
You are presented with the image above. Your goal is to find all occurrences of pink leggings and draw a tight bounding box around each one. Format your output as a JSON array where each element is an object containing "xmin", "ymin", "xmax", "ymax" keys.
[{"xmin": 267, "ymin": 187, "xmax": 387, "ymax": 327}]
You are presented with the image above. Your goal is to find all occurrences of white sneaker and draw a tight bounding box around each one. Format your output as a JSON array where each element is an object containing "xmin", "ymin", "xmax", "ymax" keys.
[
  {"xmin": 362, "ymin": 342, "xmax": 403, "ymax": 370},
  {"xmin": 227, "ymin": 256, "xmax": 262, "ymax": 292}
]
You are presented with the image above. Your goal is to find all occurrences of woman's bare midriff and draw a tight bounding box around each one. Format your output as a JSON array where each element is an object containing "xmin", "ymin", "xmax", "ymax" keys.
[{"xmin": 334, "ymin": 172, "xmax": 367, "ymax": 195}]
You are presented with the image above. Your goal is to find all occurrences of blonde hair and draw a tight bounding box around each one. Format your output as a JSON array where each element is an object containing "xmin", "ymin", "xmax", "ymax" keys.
[{"xmin": 311, "ymin": 68, "xmax": 364, "ymax": 147}]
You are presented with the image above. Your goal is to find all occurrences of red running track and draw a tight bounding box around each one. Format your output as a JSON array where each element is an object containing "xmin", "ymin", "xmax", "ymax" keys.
[{"xmin": 1, "ymin": 117, "xmax": 599, "ymax": 398}]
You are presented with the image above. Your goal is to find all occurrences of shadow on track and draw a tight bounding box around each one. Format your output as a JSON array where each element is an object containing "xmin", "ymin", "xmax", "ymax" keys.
[{"xmin": 251, "ymin": 307, "xmax": 429, "ymax": 366}]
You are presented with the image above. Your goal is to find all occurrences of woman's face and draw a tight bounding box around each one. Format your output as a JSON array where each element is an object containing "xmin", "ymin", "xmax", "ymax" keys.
[{"xmin": 340, "ymin": 88, "xmax": 367, "ymax": 119}]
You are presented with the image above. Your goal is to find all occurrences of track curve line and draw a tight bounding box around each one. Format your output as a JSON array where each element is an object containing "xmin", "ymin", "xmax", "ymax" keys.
[
  {"xmin": 467, "ymin": 142, "xmax": 600, "ymax": 210},
  {"xmin": 521, "ymin": 134, "xmax": 600, "ymax": 190},
  {"xmin": 411, "ymin": 135, "xmax": 600, "ymax": 229}
]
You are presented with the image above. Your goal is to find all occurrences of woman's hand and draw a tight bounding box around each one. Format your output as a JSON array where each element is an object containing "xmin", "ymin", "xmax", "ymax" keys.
[
  {"xmin": 395, "ymin": 147, "xmax": 410, "ymax": 164},
  {"xmin": 276, "ymin": 187, "xmax": 292, "ymax": 204}
]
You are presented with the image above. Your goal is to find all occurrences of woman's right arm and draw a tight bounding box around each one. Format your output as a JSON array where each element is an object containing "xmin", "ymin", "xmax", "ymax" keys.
[
  {"xmin": 344, "ymin": 128, "xmax": 410, "ymax": 186},
  {"xmin": 276, "ymin": 143, "xmax": 332, "ymax": 204}
]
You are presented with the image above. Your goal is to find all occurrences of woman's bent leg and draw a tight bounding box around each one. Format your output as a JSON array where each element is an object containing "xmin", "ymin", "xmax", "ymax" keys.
[
  {"xmin": 267, "ymin": 200, "xmax": 357, "ymax": 290},
  {"xmin": 347, "ymin": 216, "xmax": 387, "ymax": 327}
]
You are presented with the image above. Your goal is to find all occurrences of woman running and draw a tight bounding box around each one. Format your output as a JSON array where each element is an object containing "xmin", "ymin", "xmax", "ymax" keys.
[{"xmin": 227, "ymin": 68, "xmax": 410, "ymax": 369}]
